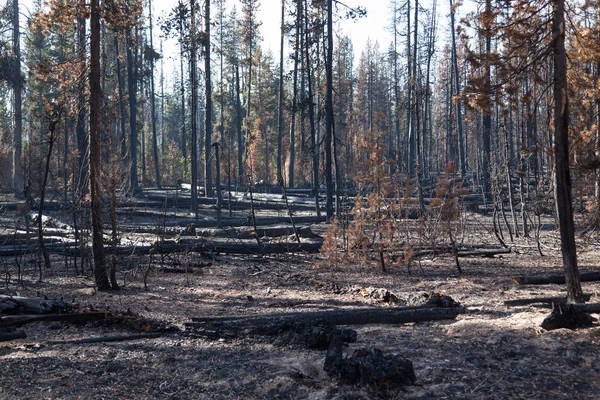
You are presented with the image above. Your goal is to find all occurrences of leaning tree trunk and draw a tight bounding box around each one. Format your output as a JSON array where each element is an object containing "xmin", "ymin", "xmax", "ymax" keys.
[{"xmin": 38, "ymin": 118, "xmax": 60, "ymax": 273}]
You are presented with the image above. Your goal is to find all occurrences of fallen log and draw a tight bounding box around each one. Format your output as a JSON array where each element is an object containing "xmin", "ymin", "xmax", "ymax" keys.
[
  {"xmin": 0, "ymin": 312, "xmax": 108, "ymax": 328},
  {"xmin": 512, "ymin": 271, "xmax": 600, "ymax": 285},
  {"xmin": 0, "ymin": 295, "xmax": 73, "ymax": 315},
  {"xmin": 185, "ymin": 306, "xmax": 465, "ymax": 339},
  {"xmin": 173, "ymin": 241, "xmax": 323, "ymax": 255},
  {"xmin": 176, "ymin": 216, "xmax": 327, "ymax": 229},
  {"xmin": 159, "ymin": 263, "xmax": 211, "ymax": 274},
  {"xmin": 193, "ymin": 224, "xmax": 319, "ymax": 240},
  {"xmin": 190, "ymin": 301, "xmax": 460, "ymax": 323},
  {"xmin": 571, "ymin": 303, "xmax": 600, "ymax": 313},
  {"xmin": 504, "ymin": 294, "xmax": 593, "ymax": 307},
  {"xmin": 0, "ymin": 201, "xmax": 65, "ymax": 212},
  {"xmin": 147, "ymin": 191, "xmax": 322, "ymax": 212},
  {"xmin": 0, "ymin": 329, "xmax": 27, "ymax": 342},
  {"xmin": 47, "ymin": 332, "xmax": 166, "ymax": 345},
  {"xmin": 413, "ymin": 247, "xmax": 510, "ymax": 258},
  {"xmin": 1, "ymin": 239, "xmax": 322, "ymax": 258}
]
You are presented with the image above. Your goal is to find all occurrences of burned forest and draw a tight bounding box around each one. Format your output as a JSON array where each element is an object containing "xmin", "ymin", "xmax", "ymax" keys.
[{"xmin": 1, "ymin": 0, "xmax": 600, "ymax": 398}]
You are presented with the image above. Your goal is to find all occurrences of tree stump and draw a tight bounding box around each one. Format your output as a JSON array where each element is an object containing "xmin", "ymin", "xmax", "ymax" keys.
[
  {"xmin": 541, "ymin": 304, "xmax": 596, "ymax": 331},
  {"xmin": 324, "ymin": 332, "xmax": 415, "ymax": 390}
]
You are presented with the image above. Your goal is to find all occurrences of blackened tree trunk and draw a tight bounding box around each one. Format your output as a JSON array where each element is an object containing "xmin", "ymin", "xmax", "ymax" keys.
[
  {"xmin": 288, "ymin": 0, "xmax": 302, "ymax": 188},
  {"xmin": 406, "ymin": 0, "xmax": 413, "ymax": 175},
  {"xmin": 178, "ymin": 4, "xmax": 188, "ymax": 176},
  {"xmin": 149, "ymin": 0, "xmax": 161, "ymax": 189},
  {"xmin": 552, "ymin": 0, "xmax": 583, "ymax": 304},
  {"xmin": 236, "ymin": 61, "xmax": 243, "ymax": 186},
  {"xmin": 190, "ymin": 0, "xmax": 199, "ymax": 217},
  {"xmin": 324, "ymin": 0, "xmax": 334, "ymax": 220},
  {"xmin": 115, "ymin": 32, "xmax": 128, "ymax": 160},
  {"xmin": 76, "ymin": 0, "xmax": 88, "ymax": 197},
  {"xmin": 213, "ymin": 143, "xmax": 222, "ymax": 228},
  {"xmin": 481, "ymin": 0, "xmax": 493, "ymax": 198},
  {"xmin": 450, "ymin": 0, "xmax": 465, "ymax": 176},
  {"xmin": 12, "ymin": 0, "xmax": 23, "ymax": 197},
  {"xmin": 304, "ymin": 0, "xmax": 321, "ymax": 217},
  {"xmin": 204, "ymin": 0, "xmax": 213, "ymax": 198},
  {"xmin": 90, "ymin": 0, "xmax": 111, "ymax": 291},
  {"xmin": 126, "ymin": 23, "xmax": 139, "ymax": 193},
  {"xmin": 38, "ymin": 118, "xmax": 60, "ymax": 272},
  {"xmin": 596, "ymin": 59, "xmax": 600, "ymax": 203},
  {"xmin": 276, "ymin": 0, "xmax": 285, "ymax": 185}
]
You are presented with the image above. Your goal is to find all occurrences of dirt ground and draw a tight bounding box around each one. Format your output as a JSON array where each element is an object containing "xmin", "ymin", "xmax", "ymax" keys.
[{"xmin": 1, "ymin": 208, "xmax": 600, "ymax": 399}]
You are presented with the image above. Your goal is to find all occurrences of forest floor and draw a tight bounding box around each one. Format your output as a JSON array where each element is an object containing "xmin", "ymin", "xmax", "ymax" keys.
[{"xmin": 1, "ymin": 193, "xmax": 600, "ymax": 399}]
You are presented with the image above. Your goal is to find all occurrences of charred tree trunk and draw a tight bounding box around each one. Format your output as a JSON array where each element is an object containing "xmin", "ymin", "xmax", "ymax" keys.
[
  {"xmin": 126, "ymin": 21, "xmax": 139, "ymax": 193},
  {"xmin": 115, "ymin": 32, "xmax": 128, "ymax": 160},
  {"xmin": 304, "ymin": 0, "xmax": 321, "ymax": 217},
  {"xmin": 90, "ymin": 0, "xmax": 110, "ymax": 291},
  {"xmin": 148, "ymin": 0, "xmax": 161, "ymax": 189},
  {"xmin": 324, "ymin": 0, "xmax": 334, "ymax": 220},
  {"xmin": 12, "ymin": 0, "xmax": 23, "ymax": 197},
  {"xmin": 190, "ymin": 0, "xmax": 199, "ymax": 217},
  {"xmin": 76, "ymin": 0, "xmax": 88, "ymax": 197},
  {"xmin": 276, "ymin": 0, "xmax": 285, "ymax": 186},
  {"xmin": 552, "ymin": 0, "xmax": 583, "ymax": 304},
  {"xmin": 204, "ymin": 0, "xmax": 213, "ymax": 198}
]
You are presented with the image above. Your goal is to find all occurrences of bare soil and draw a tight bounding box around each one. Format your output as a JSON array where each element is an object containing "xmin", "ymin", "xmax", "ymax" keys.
[{"xmin": 1, "ymin": 206, "xmax": 600, "ymax": 399}]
